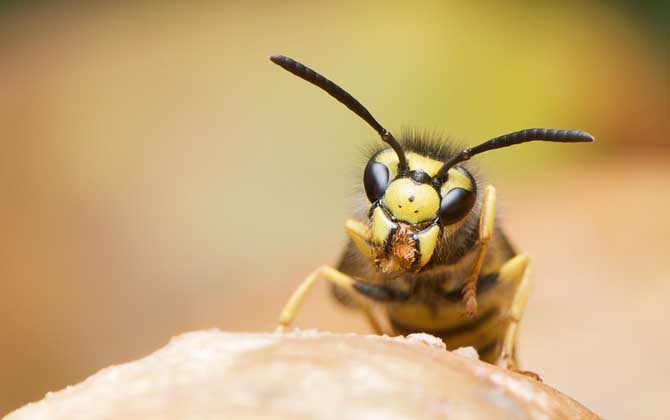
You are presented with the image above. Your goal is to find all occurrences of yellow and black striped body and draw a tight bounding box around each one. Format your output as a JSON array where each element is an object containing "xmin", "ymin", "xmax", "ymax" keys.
[
  {"xmin": 269, "ymin": 54, "xmax": 593, "ymax": 373},
  {"xmin": 336, "ymin": 225, "xmax": 517, "ymax": 363},
  {"xmin": 332, "ymin": 136, "xmax": 522, "ymax": 363}
]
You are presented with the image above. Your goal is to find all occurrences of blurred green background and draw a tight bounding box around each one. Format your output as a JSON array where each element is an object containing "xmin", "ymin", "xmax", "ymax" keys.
[{"xmin": 1, "ymin": 1, "xmax": 668, "ymax": 418}]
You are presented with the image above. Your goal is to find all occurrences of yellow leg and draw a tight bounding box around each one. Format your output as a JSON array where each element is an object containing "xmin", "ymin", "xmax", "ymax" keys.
[
  {"xmin": 344, "ymin": 218, "xmax": 373, "ymax": 260},
  {"xmin": 463, "ymin": 185, "xmax": 496, "ymax": 317},
  {"xmin": 495, "ymin": 254, "xmax": 540, "ymax": 380},
  {"xmin": 277, "ymin": 265, "xmax": 384, "ymax": 334},
  {"xmin": 499, "ymin": 254, "xmax": 531, "ymax": 368}
]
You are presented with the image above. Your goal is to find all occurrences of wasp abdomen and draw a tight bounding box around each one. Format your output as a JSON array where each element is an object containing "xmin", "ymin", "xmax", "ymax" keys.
[{"xmin": 388, "ymin": 304, "xmax": 505, "ymax": 363}]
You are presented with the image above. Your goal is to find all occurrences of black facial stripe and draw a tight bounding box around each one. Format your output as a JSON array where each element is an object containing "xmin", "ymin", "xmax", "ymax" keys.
[
  {"xmin": 409, "ymin": 221, "xmax": 441, "ymax": 271},
  {"xmin": 383, "ymin": 224, "xmax": 397, "ymax": 255},
  {"xmin": 407, "ymin": 170, "xmax": 432, "ymax": 184},
  {"xmin": 367, "ymin": 202, "xmax": 398, "ymax": 254}
]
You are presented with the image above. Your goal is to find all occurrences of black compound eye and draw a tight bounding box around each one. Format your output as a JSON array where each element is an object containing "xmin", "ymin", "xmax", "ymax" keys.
[
  {"xmin": 439, "ymin": 188, "xmax": 476, "ymax": 225},
  {"xmin": 363, "ymin": 160, "xmax": 390, "ymax": 202}
]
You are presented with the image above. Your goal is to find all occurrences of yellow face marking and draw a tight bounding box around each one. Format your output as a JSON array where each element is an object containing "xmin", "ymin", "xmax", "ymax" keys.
[
  {"xmin": 383, "ymin": 178, "xmax": 440, "ymax": 224},
  {"xmin": 371, "ymin": 206, "xmax": 397, "ymax": 245},
  {"xmin": 440, "ymin": 167, "xmax": 474, "ymax": 196},
  {"xmin": 374, "ymin": 149, "xmax": 473, "ymax": 197},
  {"xmin": 415, "ymin": 224, "xmax": 440, "ymax": 269}
]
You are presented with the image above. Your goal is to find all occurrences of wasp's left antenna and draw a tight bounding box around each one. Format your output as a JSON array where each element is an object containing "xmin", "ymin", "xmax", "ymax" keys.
[{"xmin": 270, "ymin": 54, "xmax": 408, "ymax": 172}]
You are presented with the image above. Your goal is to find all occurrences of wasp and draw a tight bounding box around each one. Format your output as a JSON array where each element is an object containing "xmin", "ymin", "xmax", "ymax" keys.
[{"xmin": 269, "ymin": 54, "xmax": 593, "ymax": 374}]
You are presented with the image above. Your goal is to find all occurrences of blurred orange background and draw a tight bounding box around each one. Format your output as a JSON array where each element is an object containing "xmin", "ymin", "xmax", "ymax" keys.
[{"xmin": 1, "ymin": 1, "xmax": 668, "ymax": 419}]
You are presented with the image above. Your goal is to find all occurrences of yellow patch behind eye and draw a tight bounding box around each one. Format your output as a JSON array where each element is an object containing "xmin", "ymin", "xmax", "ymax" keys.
[
  {"xmin": 374, "ymin": 149, "xmax": 399, "ymax": 180},
  {"xmin": 440, "ymin": 167, "xmax": 473, "ymax": 196}
]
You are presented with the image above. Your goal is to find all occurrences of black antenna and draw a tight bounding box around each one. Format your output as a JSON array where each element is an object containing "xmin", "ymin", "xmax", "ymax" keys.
[
  {"xmin": 434, "ymin": 128, "xmax": 595, "ymax": 183},
  {"xmin": 270, "ymin": 54, "xmax": 408, "ymax": 172}
]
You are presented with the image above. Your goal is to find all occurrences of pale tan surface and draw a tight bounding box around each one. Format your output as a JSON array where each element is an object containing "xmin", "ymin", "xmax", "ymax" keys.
[
  {"xmin": 4, "ymin": 330, "xmax": 599, "ymax": 420},
  {"xmin": 0, "ymin": 2, "xmax": 668, "ymax": 419}
]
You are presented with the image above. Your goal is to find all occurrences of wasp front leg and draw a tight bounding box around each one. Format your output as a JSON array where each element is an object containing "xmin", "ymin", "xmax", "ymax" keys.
[
  {"xmin": 463, "ymin": 185, "xmax": 496, "ymax": 317},
  {"xmin": 276, "ymin": 219, "xmax": 390, "ymax": 334},
  {"xmin": 276, "ymin": 265, "xmax": 381, "ymax": 333}
]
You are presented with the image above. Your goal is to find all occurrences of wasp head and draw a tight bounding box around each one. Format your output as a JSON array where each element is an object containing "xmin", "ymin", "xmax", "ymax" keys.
[{"xmin": 363, "ymin": 148, "xmax": 477, "ymax": 273}]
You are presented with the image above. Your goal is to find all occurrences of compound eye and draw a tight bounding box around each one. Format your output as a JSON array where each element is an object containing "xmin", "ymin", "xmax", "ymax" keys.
[
  {"xmin": 363, "ymin": 160, "xmax": 390, "ymax": 202},
  {"xmin": 439, "ymin": 188, "xmax": 476, "ymax": 225}
]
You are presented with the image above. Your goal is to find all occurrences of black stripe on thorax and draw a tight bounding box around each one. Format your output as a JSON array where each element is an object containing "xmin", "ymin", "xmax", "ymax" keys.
[{"xmin": 353, "ymin": 282, "xmax": 410, "ymax": 302}]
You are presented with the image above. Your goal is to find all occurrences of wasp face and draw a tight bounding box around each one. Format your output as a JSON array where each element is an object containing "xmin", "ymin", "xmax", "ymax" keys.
[{"xmin": 363, "ymin": 149, "xmax": 477, "ymax": 273}]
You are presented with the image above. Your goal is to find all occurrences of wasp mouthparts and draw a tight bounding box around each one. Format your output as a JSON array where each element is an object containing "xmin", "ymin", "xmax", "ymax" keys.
[{"xmin": 373, "ymin": 223, "xmax": 418, "ymax": 273}]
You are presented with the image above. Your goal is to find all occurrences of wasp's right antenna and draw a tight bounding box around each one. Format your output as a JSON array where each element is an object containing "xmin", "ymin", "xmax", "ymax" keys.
[
  {"xmin": 270, "ymin": 54, "xmax": 408, "ymax": 172},
  {"xmin": 433, "ymin": 128, "xmax": 595, "ymax": 184}
]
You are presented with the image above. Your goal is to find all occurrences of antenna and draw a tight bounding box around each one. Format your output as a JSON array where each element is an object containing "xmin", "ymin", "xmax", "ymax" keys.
[
  {"xmin": 270, "ymin": 54, "xmax": 408, "ymax": 172},
  {"xmin": 434, "ymin": 128, "xmax": 595, "ymax": 183}
]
